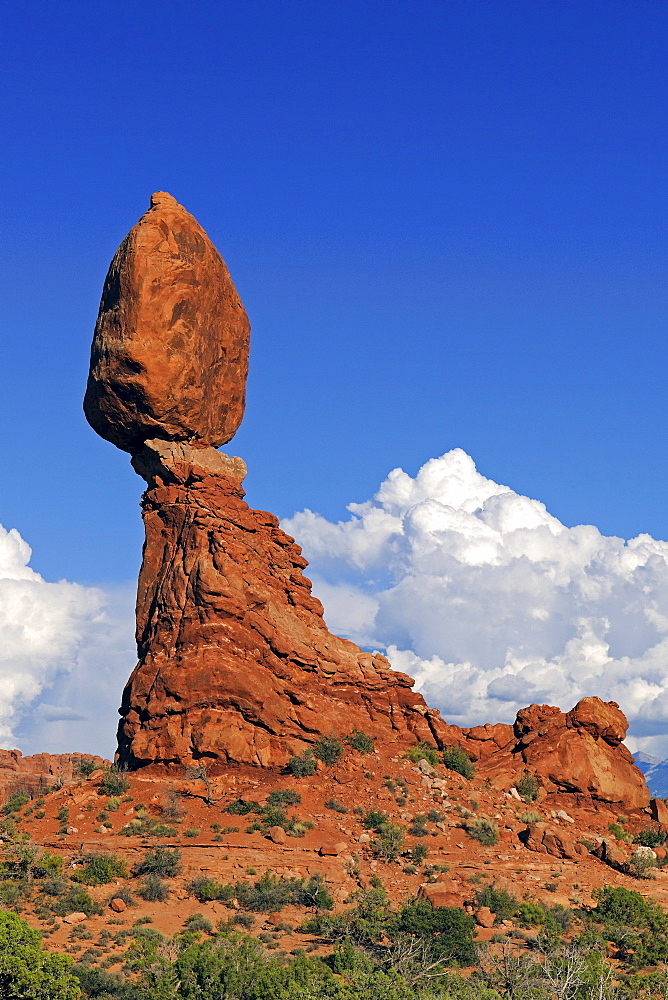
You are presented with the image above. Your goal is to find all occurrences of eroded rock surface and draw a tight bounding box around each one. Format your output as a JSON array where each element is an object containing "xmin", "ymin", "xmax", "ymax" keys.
[
  {"xmin": 117, "ymin": 445, "xmax": 448, "ymax": 769},
  {"xmin": 84, "ymin": 191, "xmax": 250, "ymax": 454},
  {"xmin": 475, "ymin": 697, "xmax": 649, "ymax": 810}
]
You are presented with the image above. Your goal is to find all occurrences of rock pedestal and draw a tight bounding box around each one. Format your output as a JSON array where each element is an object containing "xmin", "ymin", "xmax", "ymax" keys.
[{"xmin": 117, "ymin": 441, "xmax": 444, "ymax": 768}]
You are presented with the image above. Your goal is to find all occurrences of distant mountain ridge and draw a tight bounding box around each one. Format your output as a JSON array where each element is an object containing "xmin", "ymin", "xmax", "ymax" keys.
[{"xmin": 634, "ymin": 752, "xmax": 668, "ymax": 798}]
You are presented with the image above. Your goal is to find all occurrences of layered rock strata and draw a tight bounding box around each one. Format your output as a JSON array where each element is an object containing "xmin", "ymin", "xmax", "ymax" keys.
[{"xmin": 117, "ymin": 440, "xmax": 446, "ymax": 768}]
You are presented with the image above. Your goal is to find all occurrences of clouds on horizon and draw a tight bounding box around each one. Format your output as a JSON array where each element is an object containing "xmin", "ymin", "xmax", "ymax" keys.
[
  {"xmin": 283, "ymin": 449, "xmax": 668, "ymax": 757},
  {"xmin": 0, "ymin": 524, "xmax": 134, "ymax": 757}
]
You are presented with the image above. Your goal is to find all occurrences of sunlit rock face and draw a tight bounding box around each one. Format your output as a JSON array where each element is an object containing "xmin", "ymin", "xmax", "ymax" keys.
[{"xmin": 84, "ymin": 191, "xmax": 250, "ymax": 455}]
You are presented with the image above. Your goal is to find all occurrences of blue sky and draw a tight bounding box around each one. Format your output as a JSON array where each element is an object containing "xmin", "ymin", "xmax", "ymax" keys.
[{"xmin": 1, "ymin": 1, "xmax": 668, "ymax": 756}]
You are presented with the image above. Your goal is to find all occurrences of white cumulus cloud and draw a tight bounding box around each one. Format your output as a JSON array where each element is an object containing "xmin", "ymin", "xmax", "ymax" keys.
[
  {"xmin": 0, "ymin": 523, "xmax": 134, "ymax": 755},
  {"xmin": 283, "ymin": 449, "xmax": 668, "ymax": 757}
]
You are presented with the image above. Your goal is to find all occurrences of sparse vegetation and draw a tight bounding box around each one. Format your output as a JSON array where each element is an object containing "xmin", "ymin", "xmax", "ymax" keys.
[
  {"xmin": 464, "ymin": 817, "xmax": 499, "ymax": 845},
  {"xmin": 313, "ymin": 736, "xmax": 344, "ymax": 765},
  {"xmin": 71, "ymin": 854, "xmax": 128, "ymax": 885},
  {"xmin": 286, "ymin": 750, "xmax": 317, "ymax": 777},
  {"xmin": 75, "ymin": 758, "xmax": 98, "ymax": 778},
  {"xmin": 133, "ymin": 847, "xmax": 181, "ymax": 878},
  {"xmin": 515, "ymin": 770, "xmax": 540, "ymax": 802},
  {"xmin": 404, "ymin": 741, "xmax": 439, "ymax": 766},
  {"xmin": 325, "ymin": 797, "xmax": 349, "ymax": 813},
  {"xmin": 99, "ymin": 768, "xmax": 130, "ymax": 797},
  {"xmin": 443, "ymin": 746, "xmax": 475, "ymax": 779},
  {"xmin": 346, "ymin": 729, "xmax": 375, "ymax": 754}
]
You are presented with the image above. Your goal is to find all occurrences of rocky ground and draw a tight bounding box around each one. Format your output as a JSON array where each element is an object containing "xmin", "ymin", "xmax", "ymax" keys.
[{"xmin": 2, "ymin": 731, "xmax": 665, "ymax": 975}]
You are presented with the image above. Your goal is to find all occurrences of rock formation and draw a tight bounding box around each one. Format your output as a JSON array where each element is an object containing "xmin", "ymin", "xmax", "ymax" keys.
[
  {"xmin": 84, "ymin": 191, "xmax": 249, "ymax": 454},
  {"xmin": 85, "ymin": 193, "xmax": 449, "ymax": 769},
  {"xmin": 84, "ymin": 193, "xmax": 652, "ymax": 810},
  {"xmin": 471, "ymin": 697, "xmax": 649, "ymax": 811}
]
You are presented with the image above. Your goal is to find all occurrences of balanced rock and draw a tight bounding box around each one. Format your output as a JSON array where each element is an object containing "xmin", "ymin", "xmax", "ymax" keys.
[{"xmin": 84, "ymin": 191, "xmax": 250, "ymax": 454}]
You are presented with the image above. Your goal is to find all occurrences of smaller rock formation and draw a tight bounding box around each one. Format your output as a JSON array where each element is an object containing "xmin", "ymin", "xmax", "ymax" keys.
[
  {"xmin": 84, "ymin": 191, "xmax": 250, "ymax": 454},
  {"xmin": 0, "ymin": 750, "xmax": 107, "ymax": 802},
  {"xmin": 476, "ymin": 697, "xmax": 649, "ymax": 811}
]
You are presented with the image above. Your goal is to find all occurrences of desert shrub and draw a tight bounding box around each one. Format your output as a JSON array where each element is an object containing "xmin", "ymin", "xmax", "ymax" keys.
[
  {"xmin": 184, "ymin": 827, "xmax": 200, "ymax": 838},
  {"xmin": 99, "ymin": 768, "xmax": 130, "ymax": 797},
  {"xmin": 75, "ymin": 758, "xmax": 97, "ymax": 778},
  {"xmin": 325, "ymin": 798, "xmax": 349, "ymax": 813},
  {"xmin": 427, "ymin": 808, "xmax": 445, "ymax": 823},
  {"xmin": 346, "ymin": 730, "xmax": 375, "ymax": 754},
  {"xmin": 395, "ymin": 898, "xmax": 477, "ymax": 964},
  {"xmin": 371, "ymin": 823, "xmax": 405, "ymax": 861},
  {"xmin": 634, "ymin": 827, "xmax": 666, "ymax": 848},
  {"xmin": 267, "ymin": 789, "xmax": 301, "ymax": 807},
  {"xmin": 404, "ymin": 741, "xmax": 439, "ymax": 767},
  {"xmin": 117, "ymin": 817, "xmax": 178, "ymax": 838},
  {"xmin": 629, "ymin": 847, "xmax": 657, "ymax": 879},
  {"xmin": 2, "ymin": 793, "xmax": 29, "ymax": 815},
  {"xmin": 188, "ymin": 877, "xmax": 234, "ymax": 903},
  {"xmin": 362, "ymin": 809, "xmax": 388, "ymax": 831},
  {"xmin": 71, "ymin": 853, "xmax": 128, "ymax": 885},
  {"xmin": 106, "ymin": 796, "xmax": 121, "ymax": 812},
  {"xmin": 184, "ymin": 912, "xmax": 213, "ymax": 934},
  {"xmin": 286, "ymin": 751, "xmax": 317, "ymax": 777},
  {"xmin": 313, "ymin": 736, "xmax": 344, "ymax": 765},
  {"xmin": 608, "ymin": 821, "xmax": 633, "ymax": 843},
  {"xmin": 409, "ymin": 814, "xmax": 429, "ymax": 837},
  {"xmin": 412, "ymin": 842, "xmax": 429, "ymax": 863},
  {"xmin": 225, "ymin": 798, "xmax": 258, "ymax": 815},
  {"xmin": 475, "ymin": 884, "xmax": 518, "ymax": 921},
  {"xmin": 443, "ymin": 746, "xmax": 475, "ymax": 779},
  {"xmin": 52, "ymin": 886, "xmax": 102, "ymax": 917},
  {"xmin": 134, "ymin": 847, "xmax": 181, "ymax": 878},
  {"xmin": 465, "ymin": 817, "xmax": 499, "ymax": 846},
  {"xmin": 517, "ymin": 809, "xmax": 541, "ymax": 824},
  {"xmin": 137, "ymin": 875, "xmax": 169, "ymax": 902},
  {"xmin": 515, "ymin": 771, "xmax": 540, "ymax": 802}
]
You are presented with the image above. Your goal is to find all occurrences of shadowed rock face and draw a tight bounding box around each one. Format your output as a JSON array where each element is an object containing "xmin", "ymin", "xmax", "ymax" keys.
[{"xmin": 84, "ymin": 191, "xmax": 250, "ymax": 454}]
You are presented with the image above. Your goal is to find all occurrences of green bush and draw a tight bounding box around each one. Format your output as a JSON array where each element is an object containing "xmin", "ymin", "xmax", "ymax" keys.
[
  {"xmin": 0, "ymin": 910, "xmax": 80, "ymax": 999},
  {"xmin": 184, "ymin": 828, "xmax": 200, "ymax": 838},
  {"xmin": 267, "ymin": 789, "xmax": 301, "ymax": 807},
  {"xmin": 395, "ymin": 898, "xmax": 477, "ymax": 964},
  {"xmin": 411, "ymin": 842, "xmax": 429, "ymax": 863},
  {"xmin": 137, "ymin": 875, "xmax": 169, "ymax": 902},
  {"xmin": 2, "ymin": 793, "xmax": 29, "ymax": 815},
  {"xmin": 313, "ymin": 736, "xmax": 344, "ymax": 765},
  {"xmin": 52, "ymin": 886, "xmax": 102, "ymax": 917},
  {"xmin": 225, "ymin": 798, "xmax": 258, "ymax": 815},
  {"xmin": 443, "ymin": 746, "xmax": 475, "ymax": 779},
  {"xmin": 371, "ymin": 823, "xmax": 405, "ymax": 861},
  {"xmin": 71, "ymin": 853, "xmax": 128, "ymax": 885},
  {"xmin": 409, "ymin": 813, "xmax": 429, "ymax": 837},
  {"xmin": 184, "ymin": 912, "xmax": 213, "ymax": 934},
  {"xmin": 347, "ymin": 730, "xmax": 375, "ymax": 754},
  {"xmin": 134, "ymin": 847, "xmax": 181, "ymax": 878},
  {"xmin": 634, "ymin": 827, "xmax": 666, "ymax": 848},
  {"xmin": 325, "ymin": 798, "xmax": 349, "ymax": 813},
  {"xmin": 75, "ymin": 758, "xmax": 97, "ymax": 778},
  {"xmin": 427, "ymin": 808, "xmax": 445, "ymax": 823},
  {"xmin": 362, "ymin": 809, "xmax": 388, "ymax": 831},
  {"xmin": 515, "ymin": 771, "xmax": 539, "ymax": 802},
  {"xmin": 475, "ymin": 884, "xmax": 518, "ymax": 921},
  {"xmin": 99, "ymin": 768, "xmax": 130, "ymax": 797},
  {"xmin": 608, "ymin": 821, "xmax": 633, "ymax": 843},
  {"xmin": 286, "ymin": 751, "xmax": 317, "ymax": 777},
  {"xmin": 404, "ymin": 741, "xmax": 439, "ymax": 767},
  {"xmin": 465, "ymin": 817, "xmax": 499, "ymax": 846}
]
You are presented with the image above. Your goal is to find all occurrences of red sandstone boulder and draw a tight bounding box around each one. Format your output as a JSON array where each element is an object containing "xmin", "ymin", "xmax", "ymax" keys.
[
  {"xmin": 650, "ymin": 798, "xmax": 668, "ymax": 825},
  {"xmin": 84, "ymin": 192, "xmax": 250, "ymax": 454},
  {"xmin": 478, "ymin": 697, "xmax": 649, "ymax": 811},
  {"xmin": 524, "ymin": 822, "xmax": 579, "ymax": 860}
]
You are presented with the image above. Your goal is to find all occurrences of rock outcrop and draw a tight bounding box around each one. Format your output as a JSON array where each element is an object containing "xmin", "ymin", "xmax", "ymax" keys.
[
  {"xmin": 476, "ymin": 697, "xmax": 649, "ymax": 810},
  {"xmin": 85, "ymin": 194, "xmax": 448, "ymax": 770},
  {"xmin": 84, "ymin": 191, "xmax": 250, "ymax": 454},
  {"xmin": 117, "ymin": 439, "xmax": 445, "ymax": 768},
  {"xmin": 0, "ymin": 750, "xmax": 107, "ymax": 800}
]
